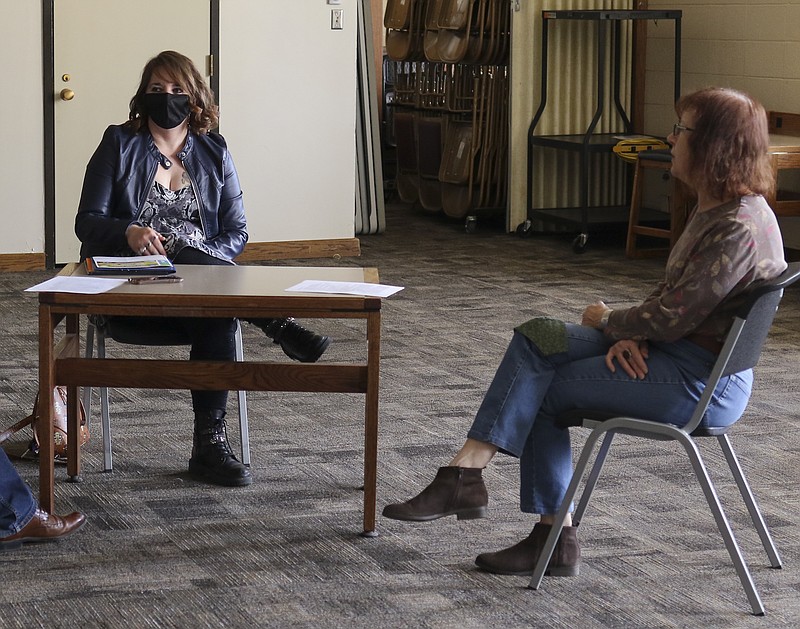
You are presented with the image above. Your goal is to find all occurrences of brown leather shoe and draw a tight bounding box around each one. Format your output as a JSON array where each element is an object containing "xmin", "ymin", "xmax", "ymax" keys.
[
  {"xmin": 382, "ymin": 466, "xmax": 488, "ymax": 522},
  {"xmin": 0, "ymin": 509, "xmax": 86, "ymax": 549},
  {"xmin": 475, "ymin": 523, "xmax": 580, "ymax": 576}
]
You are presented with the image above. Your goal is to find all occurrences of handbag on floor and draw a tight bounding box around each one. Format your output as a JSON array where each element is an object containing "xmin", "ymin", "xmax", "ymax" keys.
[{"xmin": 0, "ymin": 386, "xmax": 89, "ymax": 461}]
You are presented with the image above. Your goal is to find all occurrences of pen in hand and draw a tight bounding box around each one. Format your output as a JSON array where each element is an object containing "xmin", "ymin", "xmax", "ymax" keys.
[{"xmin": 127, "ymin": 276, "xmax": 183, "ymax": 284}]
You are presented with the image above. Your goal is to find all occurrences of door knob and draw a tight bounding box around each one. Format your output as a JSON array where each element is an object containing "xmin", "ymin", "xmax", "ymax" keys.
[{"xmin": 59, "ymin": 88, "xmax": 75, "ymax": 101}]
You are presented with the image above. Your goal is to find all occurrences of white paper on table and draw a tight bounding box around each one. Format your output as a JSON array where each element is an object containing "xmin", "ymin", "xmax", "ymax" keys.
[
  {"xmin": 285, "ymin": 280, "xmax": 404, "ymax": 298},
  {"xmin": 25, "ymin": 276, "xmax": 128, "ymax": 294}
]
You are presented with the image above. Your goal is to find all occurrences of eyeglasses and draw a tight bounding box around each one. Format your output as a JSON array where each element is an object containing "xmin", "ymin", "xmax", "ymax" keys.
[{"xmin": 672, "ymin": 123, "xmax": 694, "ymax": 136}]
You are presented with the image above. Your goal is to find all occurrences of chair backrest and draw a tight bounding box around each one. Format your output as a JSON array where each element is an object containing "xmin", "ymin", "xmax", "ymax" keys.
[
  {"xmin": 721, "ymin": 262, "xmax": 800, "ymax": 375},
  {"xmin": 683, "ymin": 262, "xmax": 800, "ymax": 433}
]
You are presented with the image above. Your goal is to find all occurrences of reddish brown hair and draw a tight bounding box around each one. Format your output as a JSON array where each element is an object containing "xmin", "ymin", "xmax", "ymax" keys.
[
  {"xmin": 125, "ymin": 50, "xmax": 219, "ymax": 134},
  {"xmin": 676, "ymin": 87, "xmax": 773, "ymax": 200}
]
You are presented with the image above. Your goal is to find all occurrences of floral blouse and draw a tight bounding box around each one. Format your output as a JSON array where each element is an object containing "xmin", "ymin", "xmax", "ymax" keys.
[
  {"xmin": 137, "ymin": 180, "xmax": 227, "ymax": 263},
  {"xmin": 606, "ymin": 195, "xmax": 787, "ymax": 342}
]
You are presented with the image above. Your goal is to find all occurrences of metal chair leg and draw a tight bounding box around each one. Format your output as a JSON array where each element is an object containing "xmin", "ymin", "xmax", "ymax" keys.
[
  {"xmin": 573, "ymin": 431, "xmax": 615, "ymax": 525},
  {"xmin": 530, "ymin": 426, "xmax": 609, "ymax": 590},
  {"xmin": 717, "ymin": 434, "xmax": 782, "ymax": 568},
  {"xmin": 677, "ymin": 432, "xmax": 765, "ymax": 616},
  {"xmin": 96, "ymin": 329, "xmax": 113, "ymax": 472},
  {"xmin": 234, "ymin": 321, "xmax": 250, "ymax": 466},
  {"xmin": 82, "ymin": 321, "xmax": 95, "ymax": 428}
]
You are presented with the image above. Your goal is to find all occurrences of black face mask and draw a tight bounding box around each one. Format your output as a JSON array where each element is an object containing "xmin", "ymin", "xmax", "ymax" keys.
[{"xmin": 142, "ymin": 93, "xmax": 190, "ymax": 129}]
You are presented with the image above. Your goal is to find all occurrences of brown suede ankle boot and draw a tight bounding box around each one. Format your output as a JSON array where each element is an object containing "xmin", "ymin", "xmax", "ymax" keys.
[
  {"xmin": 475, "ymin": 522, "xmax": 580, "ymax": 577},
  {"xmin": 382, "ymin": 466, "xmax": 488, "ymax": 522}
]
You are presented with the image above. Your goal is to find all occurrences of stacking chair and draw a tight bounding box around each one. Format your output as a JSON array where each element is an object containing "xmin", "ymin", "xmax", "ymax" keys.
[
  {"xmin": 82, "ymin": 316, "xmax": 250, "ymax": 472},
  {"xmin": 530, "ymin": 262, "xmax": 800, "ymax": 615}
]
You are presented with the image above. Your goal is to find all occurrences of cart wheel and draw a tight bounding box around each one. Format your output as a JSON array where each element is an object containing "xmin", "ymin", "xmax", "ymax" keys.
[
  {"xmin": 465, "ymin": 216, "xmax": 478, "ymax": 233},
  {"xmin": 516, "ymin": 219, "xmax": 534, "ymax": 238},
  {"xmin": 572, "ymin": 233, "xmax": 589, "ymax": 253}
]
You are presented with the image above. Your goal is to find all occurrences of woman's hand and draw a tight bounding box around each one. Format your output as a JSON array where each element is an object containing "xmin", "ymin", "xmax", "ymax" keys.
[
  {"xmin": 605, "ymin": 340, "xmax": 649, "ymax": 379},
  {"xmin": 125, "ymin": 224, "xmax": 166, "ymax": 256},
  {"xmin": 582, "ymin": 301, "xmax": 611, "ymax": 328}
]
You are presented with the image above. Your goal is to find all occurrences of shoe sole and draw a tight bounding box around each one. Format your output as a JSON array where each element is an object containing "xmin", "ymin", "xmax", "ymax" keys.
[
  {"xmin": 0, "ymin": 518, "xmax": 87, "ymax": 548},
  {"xmin": 474, "ymin": 558, "xmax": 580, "ymax": 577},
  {"xmin": 188, "ymin": 463, "xmax": 253, "ymax": 487},
  {"xmin": 280, "ymin": 336, "xmax": 331, "ymax": 363},
  {"xmin": 382, "ymin": 505, "xmax": 487, "ymax": 522},
  {"xmin": 547, "ymin": 565, "xmax": 580, "ymax": 577}
]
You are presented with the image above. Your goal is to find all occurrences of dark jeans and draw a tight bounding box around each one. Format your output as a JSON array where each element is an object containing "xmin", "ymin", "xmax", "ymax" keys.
[
  {"xmin": 109, "ymin": 247, "xmax": 288, "ymax": 412},
  {"xmin": 111, "ymin": 248, "xmax": 238, "ymax": 413}
]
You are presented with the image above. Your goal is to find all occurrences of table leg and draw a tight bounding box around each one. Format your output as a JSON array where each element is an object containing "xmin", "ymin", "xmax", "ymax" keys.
[{"xmin": 361, "ymin": 310, "xmax": 381, "ymax": 537}]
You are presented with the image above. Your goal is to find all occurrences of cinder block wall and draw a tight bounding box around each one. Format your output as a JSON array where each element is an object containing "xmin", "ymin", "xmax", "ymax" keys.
[
  {"xmin": 648, "ymin": 1, "xmax": 800, "ymax": 247},
  {"xmin": 646, "ymin": 1, "xmax": 800, "ymax": 133}
]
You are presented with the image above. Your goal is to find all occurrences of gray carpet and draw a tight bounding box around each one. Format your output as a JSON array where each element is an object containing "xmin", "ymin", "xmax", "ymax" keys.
[{"xmin": 1, "ymin": 205, "xmax": 799, "ymax": 628}]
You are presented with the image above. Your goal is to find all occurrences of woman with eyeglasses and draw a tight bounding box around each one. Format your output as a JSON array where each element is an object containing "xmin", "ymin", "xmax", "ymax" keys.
[{"xmin": 382, "ymin": 87, "xmax": 787, "ymax": 579}]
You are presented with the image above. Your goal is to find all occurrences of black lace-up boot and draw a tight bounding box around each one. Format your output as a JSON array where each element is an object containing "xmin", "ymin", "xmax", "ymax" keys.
[
  {"xmin": 253, "ymin": 317, "xmax": 331, "ymax": 363},
  {"xmin": 188, "ymin": 409, "xmax": 252, "ymax": 487}
]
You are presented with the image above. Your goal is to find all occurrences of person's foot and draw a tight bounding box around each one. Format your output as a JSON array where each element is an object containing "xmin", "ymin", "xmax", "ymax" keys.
[
  {"xmin": 189, "ymin": 437, "xmax": 252, "ymax": 487},
  {"xmin": 382, "ymin": 466, "xmax": 488, "ymax": 522},
  {"xmin": 189, "ymin": 410, "xmax": 252, "ymax": 487},
  {"xmin": 268, "ymin": 318, "xmax": 331, "ymax": 363},
  {"xmin": 0, "ymin": 509, "xmax": 86, "ymax": 550},
  {"xmin": 475, "ymin": 522, "xmax": 580, "ymax": 577}
]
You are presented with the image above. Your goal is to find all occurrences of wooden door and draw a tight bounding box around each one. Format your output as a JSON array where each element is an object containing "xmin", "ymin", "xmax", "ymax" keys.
[{"xmin": 51, "ymin": 0, "xmax": 211, "ymax": 264}]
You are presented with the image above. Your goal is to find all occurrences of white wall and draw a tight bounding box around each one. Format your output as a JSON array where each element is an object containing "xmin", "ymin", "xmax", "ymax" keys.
[
  {"xmin": 0, "ymin": 2, "xmax": 44, "ymax": 255},
  {"xmin": 0, "ymin": 1, "xmax": 356, "ymax": 259},
  {"xmin": 219, "ymin": 0, "xmax": 357, "ymax": 243}
]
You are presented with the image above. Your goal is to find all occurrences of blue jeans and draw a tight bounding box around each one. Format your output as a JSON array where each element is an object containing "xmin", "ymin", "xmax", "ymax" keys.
[
  {"xmin": 0, "ymin": 448, "xmax": 37, "ymax": 539},
  {"xmin": 467, "ymin": 325, "xmax": 752, "ymax": 515}
]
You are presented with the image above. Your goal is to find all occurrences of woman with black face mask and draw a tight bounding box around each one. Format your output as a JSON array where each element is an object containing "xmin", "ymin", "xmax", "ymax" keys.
[{"xmin": 75, "ymin": 50, "xmax": 331, "ymax": 488}]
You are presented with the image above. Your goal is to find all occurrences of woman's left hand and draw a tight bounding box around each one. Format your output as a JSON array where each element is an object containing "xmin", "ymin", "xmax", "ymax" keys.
[
  {"xmin": 606, "ymin": 340, "xmax": 649, "ymax": 379},
  {"xmin": 582, "ymin": 301, "xmax": 611, "ymax": 328}
]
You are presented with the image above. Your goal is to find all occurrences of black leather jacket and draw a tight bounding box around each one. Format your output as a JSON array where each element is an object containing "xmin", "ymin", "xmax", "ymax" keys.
[{"xmin": 75, "ymin": 124, "xmax": 248, "ymax": 261}]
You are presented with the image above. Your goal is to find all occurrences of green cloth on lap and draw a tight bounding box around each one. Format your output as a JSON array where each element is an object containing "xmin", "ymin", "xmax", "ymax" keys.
[{"xmin": 514, "ymin": 317, "xmax": 568, "ymax": 356}]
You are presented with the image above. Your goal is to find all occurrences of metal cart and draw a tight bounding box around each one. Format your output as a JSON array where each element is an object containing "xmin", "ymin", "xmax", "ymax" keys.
[{"xmin": 524, "ymin": 9, "xmax": 682, "ymax": 252}]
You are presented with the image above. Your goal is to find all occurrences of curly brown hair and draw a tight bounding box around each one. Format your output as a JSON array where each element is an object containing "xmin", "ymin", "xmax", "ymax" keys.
[
  {"xmin": 125, "ymin": 50, "xmax": 219, "ymax": 134},
  {"xmin": 676, "ymin": 87, "xmax": 774, "ymax": 201}
]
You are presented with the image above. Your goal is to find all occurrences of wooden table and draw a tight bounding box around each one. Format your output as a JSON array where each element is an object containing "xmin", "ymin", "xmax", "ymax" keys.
[
  {"xmin": 37, "ymin": 264, "xmax": 383, "ymax": 536},
  {"xmin": 626, "ymin": 133, "xmax": 800, "ymax": 258},
  {"xmin": 768, "ymin": 133, "xmax": 800, "ymax": 217}
]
